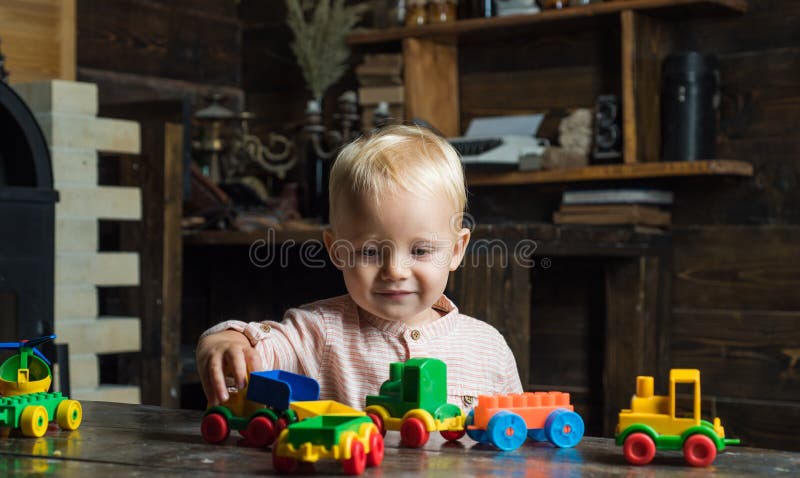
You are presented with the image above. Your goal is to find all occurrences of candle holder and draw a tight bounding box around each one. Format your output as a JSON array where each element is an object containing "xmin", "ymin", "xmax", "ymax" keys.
[{"xmin": 299, "ymin": 91, "xmax": 361, "ymax": 223}]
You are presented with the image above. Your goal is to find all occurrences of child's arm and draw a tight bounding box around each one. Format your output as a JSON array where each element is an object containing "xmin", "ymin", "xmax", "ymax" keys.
[
  {"xmin": 196, "ymin": 308, "xmax": 327, "ymax": 406},
  {"xmin": 196, "ymin": 329, "xmax": 262, "ymax": 406}
]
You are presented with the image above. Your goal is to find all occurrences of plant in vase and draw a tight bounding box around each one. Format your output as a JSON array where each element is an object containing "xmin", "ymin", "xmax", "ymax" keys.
[
  {"xmin": 285, "ymin": 0, "xmax": 367, "ymax": 223},
  {"xmin": 285, "ymin": 0, "xmax": 368, "ymax": 109}
]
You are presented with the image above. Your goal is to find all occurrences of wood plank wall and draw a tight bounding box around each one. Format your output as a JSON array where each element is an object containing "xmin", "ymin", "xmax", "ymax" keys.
[
  {"xmin": 76, "ymin": 0, "xmax": 243, "ymax": 106},
  {"xmin": 666, "ymin": 1, "xmax": 800, "ymax": 450},
  {"xmin": 459, "ymin": 19, "xmax": 621, "ymax": 138}
]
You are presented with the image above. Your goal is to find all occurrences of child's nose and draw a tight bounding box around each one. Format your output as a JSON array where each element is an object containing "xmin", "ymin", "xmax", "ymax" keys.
[{"xmin": 380, "ymin": 254, "xmax": 411, "ymax": 280}]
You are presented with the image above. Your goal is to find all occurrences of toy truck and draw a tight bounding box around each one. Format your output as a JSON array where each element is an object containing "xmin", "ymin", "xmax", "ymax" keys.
[
  {"xmin": 201, "ymin": 369, "xmax": 319, "ymax": 446},
  {"xmin": 272, "ymin": 401, "xmax": 384, "ymax": 475},
  {"xmin": 365, "ymin": 358, "xmax": 466, "ymax": 448},
  {"xmin": 466, "ymin": 391, "xmax": 584, "ymax": 451},
  {"xmin": 0, "ymin": 335, "xmax": 82, "ymax": 437},
  {"xmin": 615, "ymin": 369, "xmax": 740, "ymax": 467}
]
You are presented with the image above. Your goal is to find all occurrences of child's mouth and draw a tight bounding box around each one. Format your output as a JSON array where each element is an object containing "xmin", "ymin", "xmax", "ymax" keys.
[{"xmin": 375, "ymin": 290, "xmax": 413, "ymax": 299}]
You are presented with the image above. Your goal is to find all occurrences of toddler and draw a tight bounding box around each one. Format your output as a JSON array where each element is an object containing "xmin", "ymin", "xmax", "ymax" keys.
[{"xmin": 196, "ymin": 125, "xmax": 523, "ymax": 410}]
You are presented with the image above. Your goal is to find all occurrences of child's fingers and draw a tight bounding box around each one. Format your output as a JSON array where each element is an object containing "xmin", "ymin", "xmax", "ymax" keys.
[
  {"xmin": 206, "ymin": 353, "xmax": 229, "ymax": 405},
  {"xmin": 195, "ymin": 349, "xmax": 213, "ymax": 405},
  {"xmin": 228, "ymin": 348, "xmax": 249, "ymax": 390},
  {"xmin": 200, "ymin": 377, "xmax": 221, "ymax": 408}
]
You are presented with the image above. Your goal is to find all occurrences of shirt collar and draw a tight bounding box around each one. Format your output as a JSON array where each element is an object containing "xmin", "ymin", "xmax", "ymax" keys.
[{"xmin": 352, "ymin": 295, "xmax": 460, "ymax": 340}]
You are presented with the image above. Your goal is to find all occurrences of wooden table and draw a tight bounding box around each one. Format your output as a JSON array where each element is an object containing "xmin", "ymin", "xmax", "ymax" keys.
[{"xmin": 0, "ymin": 401, "xmax": 797, "ymax": 477}]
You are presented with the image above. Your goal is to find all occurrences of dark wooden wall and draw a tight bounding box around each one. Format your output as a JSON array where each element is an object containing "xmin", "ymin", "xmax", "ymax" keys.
[
  {"xmin": 666, "ymin": 1, "xmax": 800, "ymax": 450},
  {"xmin": 77, "ymin": 0, "xmax": 244, "ymax": 107}
]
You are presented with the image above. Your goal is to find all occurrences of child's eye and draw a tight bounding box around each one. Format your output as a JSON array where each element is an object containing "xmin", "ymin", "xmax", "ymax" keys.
[
  {"xmin": 412, "ymin": 248, "xmax": 432, "ymax": 256},
  {"xmin": 358, "ymin": 248, "xmax": 378, "ymax": 257}
]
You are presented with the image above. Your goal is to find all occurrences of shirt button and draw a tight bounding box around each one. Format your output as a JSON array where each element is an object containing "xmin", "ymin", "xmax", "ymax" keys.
[
  {"xmin": 260, "ymin": 324, "xmax": 271, "ymax": 333},
  {"xmin": 410, "ymin": 329, "xmax": 421, "ymax": 341}
]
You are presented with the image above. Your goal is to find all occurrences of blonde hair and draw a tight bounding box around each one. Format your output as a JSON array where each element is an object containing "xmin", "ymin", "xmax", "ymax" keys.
[{"xmin": 329, "ymin": 124, "xmax": 466, "ymax": 228}]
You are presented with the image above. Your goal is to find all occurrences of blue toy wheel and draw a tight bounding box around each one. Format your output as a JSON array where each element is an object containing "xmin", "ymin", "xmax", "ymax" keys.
[
  {"xmin": 544, "ymin": 409, "xmax": 584, "ymax": 448},
  {"xmin": 465, "ymin": 410, "xmax": 487, "ymax": 443},
  {"xmin": 486, "ymin": 411, "xmax": 527, "ymax": 451},
  {"xmin": 527, "ymin": 428, "xmax": 547, "ymax": 442}
]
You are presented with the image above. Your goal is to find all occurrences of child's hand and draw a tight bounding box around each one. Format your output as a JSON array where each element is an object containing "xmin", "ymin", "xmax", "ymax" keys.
[{"xmin": 196, "ymin": 330, "xmax": 261, "ymax": 406}]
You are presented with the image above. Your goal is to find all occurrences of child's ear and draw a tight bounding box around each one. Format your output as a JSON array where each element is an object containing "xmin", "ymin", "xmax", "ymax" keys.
[
  {"xmin": 448, "ymin": 227, "xmax": 471, "ymax": 271},
  {"xmin": 323, "ymin": 228, "xmax": 346, "ymax": 270}
]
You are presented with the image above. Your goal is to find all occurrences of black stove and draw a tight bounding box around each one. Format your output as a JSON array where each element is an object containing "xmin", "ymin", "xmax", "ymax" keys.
[{"xmin": 0, "ymin": 79, "xmax": 58, "ymax": 341}]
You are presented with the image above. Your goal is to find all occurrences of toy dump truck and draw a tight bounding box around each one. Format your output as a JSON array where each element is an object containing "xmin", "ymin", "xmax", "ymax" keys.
[
  {"xmin": 0, "ymin": 335, "xmax": 82, "ymax": 437},
  {"xmin": 365, "ymin": 358, "xmax": 466, "ymax": 447},
  {"xmin": 272, "ymin": 401, "xmax": 384, "ymax": 475},
  {"xmin": 201, "ymin": 369, "xmax": 319, "ymax": 446},
  {"xmin": 615, "ymin": 369, "xmax": 740, "ymax": 467},
  {"xmin": 466, "ymin": 391, "xmax": 584, "ymax": 451}
]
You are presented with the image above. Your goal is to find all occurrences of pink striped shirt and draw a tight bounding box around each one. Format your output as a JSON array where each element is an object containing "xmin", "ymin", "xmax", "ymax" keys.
[{"xmin": 202, "ymin": 294, "xmax": 523, "ymax": 410}]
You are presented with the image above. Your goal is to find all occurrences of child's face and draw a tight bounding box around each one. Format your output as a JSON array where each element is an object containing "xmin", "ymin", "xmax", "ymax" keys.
[{"xmin": 324, "ymin": 188, "xmax": 470, "ymax": 327}]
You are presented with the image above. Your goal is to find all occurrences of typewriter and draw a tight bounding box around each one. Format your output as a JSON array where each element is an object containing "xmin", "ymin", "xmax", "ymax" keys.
[
  {"xmin": 448, "ymin": 114, "xmax": 547, "ymax": 171},
  {"xmin": 449, "ymin": 135, "xmax": 548, "ymax": 171}
]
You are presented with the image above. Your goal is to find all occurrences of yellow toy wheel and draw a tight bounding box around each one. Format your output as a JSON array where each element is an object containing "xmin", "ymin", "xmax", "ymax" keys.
[
  {"xmin": 20, "ymin": 405, "xmax": 49, "ymax": 437},
  {"xmin": 56, "ymin": 400, "xmax": 83, "ymax": 431}
]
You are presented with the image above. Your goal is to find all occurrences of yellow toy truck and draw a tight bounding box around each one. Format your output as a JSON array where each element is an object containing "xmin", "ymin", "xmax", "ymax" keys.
[{"xmin": 615, "ymin": 369, "xmax": 740, "ymax": 467}]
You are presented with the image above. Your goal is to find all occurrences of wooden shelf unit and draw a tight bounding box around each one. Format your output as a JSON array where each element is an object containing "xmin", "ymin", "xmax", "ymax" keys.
[
  {"xmin": 467, "ymin": 159, "xmax": 753, "ymax": 186},
  {"xmin": 348, "ymin": 0, "xmax": 746, "ymax": 45},
  {"xmin": 347, "ymin": 0, "xmax": 747, "ymax": 166}
]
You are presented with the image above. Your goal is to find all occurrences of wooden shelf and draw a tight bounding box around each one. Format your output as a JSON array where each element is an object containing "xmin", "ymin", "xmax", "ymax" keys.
[
  {"xmin": 347, "ymin": 0, "xmax": 747, "ymax": 45},
  {"xmin": 184, "ymin": 228, "xmax": 324, "ymax": 246},
  {"xmin": 466, "ymin": 160, "xmax": 754, "ymax": 186}
]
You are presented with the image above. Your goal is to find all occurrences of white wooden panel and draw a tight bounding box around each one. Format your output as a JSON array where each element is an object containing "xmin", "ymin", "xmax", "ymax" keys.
[
  {"xmin": 57, "ymin": 186, "xmax": 141, "ymax": 220},
  {"xmin": 54, "ymin": 316, "xmax": 141, "ymax": 354},
  {"xmin": 13, "ymin": 80, "xmax": 97, "ymax": 115}
]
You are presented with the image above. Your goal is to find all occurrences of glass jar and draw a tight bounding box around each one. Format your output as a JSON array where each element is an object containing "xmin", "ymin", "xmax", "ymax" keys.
[
  {"xmin": 428, "ymin": 0, "xmax": 457, "ymax": 23},
  {"xmin": 539, "ymin": 0, "xmax": 567, "ymax": 9},
  {"xmin": 373, "ymin": 0, "xmax": 407, "ymax": 28},
  {"xmin": 406, "ymin": 0, "xmax": 428, "ymax": 26},
  {"xmin": 389, "ymin": 0, "xmax": 407, "ymax": 26}
]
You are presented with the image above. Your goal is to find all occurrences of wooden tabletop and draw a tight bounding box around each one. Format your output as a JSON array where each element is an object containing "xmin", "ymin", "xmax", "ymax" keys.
[{"xmin": 0, "ymin": 401, "xmax": 797, "ymax": 477}]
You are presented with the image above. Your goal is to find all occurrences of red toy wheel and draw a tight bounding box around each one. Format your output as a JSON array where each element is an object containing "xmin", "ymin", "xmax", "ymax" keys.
[
  {"xmin": 342, "ymin": 439, "xmax": 366, "ymax": 475},
  {"xmin": 272, "ymin": 445, "xmax": 297, "ymax": 474},
  {"xmin": 367, "ymin": 412, "xmax": 386, "ymax": 437},
  {"xmin": 245, "ymin": 416, "xmax": 276, "ymax": 447},
  {"xmin": 623, "ymin": 432, "xmax": 656, "ymax": 466},
  {"xmin": 201, "ymin": 413, "xmax": 230, "ymax": 444},
  {"xmin": 400, "ymin": 417, "xmax": 430, "ymax": 448},
  {"xmin": 366, "ymin": 430, "xmax": 385, "ymax": 467},
  {"xmin": 683, "ymin": 434, "xmax": 717, "ymax": 467},
  {"xmin": 276, "ymin": 417, "xmax": 290, "ymax": 435},
  {"xmin": 440, "ymin": 429, "xmax": 466, "ymax": 442}
]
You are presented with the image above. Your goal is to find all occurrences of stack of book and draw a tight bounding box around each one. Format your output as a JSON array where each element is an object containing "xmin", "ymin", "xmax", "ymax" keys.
[
  {"xmin": 553, "ymin": 189, "xmax": 673, "ymax": 230},
  {"xmin": 355, "ymin": 54, "xmax": 405, "ymax": 129}
]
